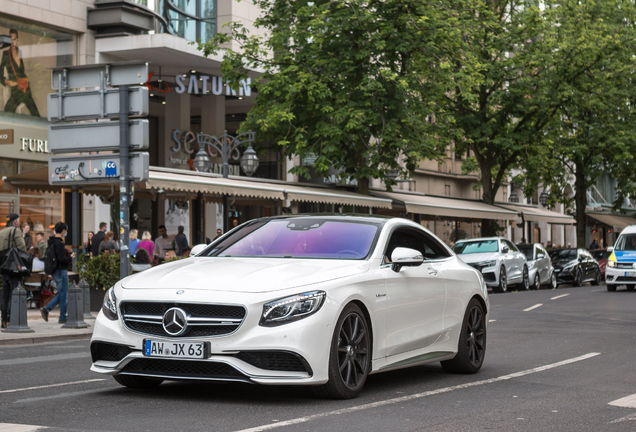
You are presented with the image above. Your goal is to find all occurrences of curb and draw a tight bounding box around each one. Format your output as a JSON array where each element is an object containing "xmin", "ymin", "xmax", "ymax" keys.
[{"xmin": 0, "ymin": 331, "xmax": 93, "ymax": 346}]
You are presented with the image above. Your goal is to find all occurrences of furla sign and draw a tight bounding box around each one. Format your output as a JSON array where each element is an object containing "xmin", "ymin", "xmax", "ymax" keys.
[{"xmin": 174, "ymin": 74, "xmax": 251, "ymax": 97}]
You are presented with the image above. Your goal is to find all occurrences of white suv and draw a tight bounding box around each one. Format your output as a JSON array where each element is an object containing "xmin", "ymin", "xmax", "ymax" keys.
[
  {"xmin": 453, "ymin": 237, "xmax": 529, "ymax": 293},
  {"xmin": 605, "ymin": 224, "xmax": 636, "ymax": 292}
]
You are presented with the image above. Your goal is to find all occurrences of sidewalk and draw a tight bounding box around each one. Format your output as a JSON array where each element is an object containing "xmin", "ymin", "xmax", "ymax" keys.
[{"xmin": 0, "ymin": 308, "xmax": 95, "ymax": 346}]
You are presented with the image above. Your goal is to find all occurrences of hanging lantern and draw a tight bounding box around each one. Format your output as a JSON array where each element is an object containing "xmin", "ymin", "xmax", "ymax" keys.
[{"xmin": 240, "ymin": 145, "xmax": 259, "ymax": 177}]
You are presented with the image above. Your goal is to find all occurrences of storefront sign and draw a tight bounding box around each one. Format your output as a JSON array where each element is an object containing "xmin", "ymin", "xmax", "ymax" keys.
[
  {"xmin": 174, "ymin": 74, "xmax": 251, "ymax": 97},
  {"xmin": 20, "ymin": 137, "xmax": 48, "ymax": 153},
  {"xmin": 0, "ymin": 129, "xmax": 14, "ymax": 144}
]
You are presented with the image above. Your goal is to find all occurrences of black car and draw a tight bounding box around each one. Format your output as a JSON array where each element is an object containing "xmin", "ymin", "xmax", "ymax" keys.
[{"xmin": 548, "ymin": 248, "xmax": 601, "ymax": 287}]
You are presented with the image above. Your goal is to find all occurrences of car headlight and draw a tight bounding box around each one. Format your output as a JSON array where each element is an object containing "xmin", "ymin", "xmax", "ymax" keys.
[
  {"xmin": 102, "ymin": 287, "xmax": 117, "ymax": 321},
  {"xmin": 477, "ymin": 260, "xmax": 497, "ymax": 268},
  {"xmin": 562, "ymin": 264, "xmax": 574, "ymax": 271},
  {"xmin": 608, "ymin": 260, "xmax": 616, "ymax": 268},
  {"xmin": 260, "ymin": 291, "xmax": 326, "ymax": 327}
]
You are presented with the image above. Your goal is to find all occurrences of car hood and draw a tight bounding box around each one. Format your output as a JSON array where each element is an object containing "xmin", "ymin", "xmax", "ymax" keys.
[
  {"xmin": 121, "ymin": 257, "xmax": 370, "ymax": 293},
  {"xmin": 456, "ymin": 252, "xmax": 499, "ymax": 264}
]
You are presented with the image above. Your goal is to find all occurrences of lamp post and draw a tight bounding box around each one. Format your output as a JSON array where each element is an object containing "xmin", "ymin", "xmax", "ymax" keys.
[
  {"xmin": 194, "ymin": 130, "xmax": 258, "ymax": 233},
  {"xmin": 539, "ymin": 190, "xmax": 549, "ymax": 206},
  {"xmin": 509, "ymin": 183, "xmax": 520, "ymax": 203}
]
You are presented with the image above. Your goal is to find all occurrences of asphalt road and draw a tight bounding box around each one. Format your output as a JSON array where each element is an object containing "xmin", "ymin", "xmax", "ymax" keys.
[{"xmin": 1, "ymin": 282, "xmax": 636, "ymax": 432}]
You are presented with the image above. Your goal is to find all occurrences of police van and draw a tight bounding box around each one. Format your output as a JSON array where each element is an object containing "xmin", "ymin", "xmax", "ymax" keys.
[{"xmin": 606, "ymin": 225, "xmax": 636, "ymax": 291}]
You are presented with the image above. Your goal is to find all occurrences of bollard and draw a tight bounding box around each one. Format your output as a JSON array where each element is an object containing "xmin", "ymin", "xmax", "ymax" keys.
[
  {"xmin": 2, "ymin": 283, "xmax": 34, "ymax": 333},
  {"xmin": 62, "ymin": 282, "xmax": 90, "ymax": 329},
  {"xmin": 80, "ymin": 279, "xmax": 93, "ymax": 320}
]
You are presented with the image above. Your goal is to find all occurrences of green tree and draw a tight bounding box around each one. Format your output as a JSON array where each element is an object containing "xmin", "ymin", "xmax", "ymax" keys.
[
  {"xmin": 434, "ymin": 0, "xmax": 636, "ymax": 236},
  {"xmin": 196, "ymin": 0, "xmax": 475, "ymax": 194}
]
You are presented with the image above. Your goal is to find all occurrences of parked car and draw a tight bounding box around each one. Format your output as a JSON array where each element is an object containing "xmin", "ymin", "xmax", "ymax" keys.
[
  {"xmin": 517, "ymin": 243, "xmax": 557, "ymax": 289},
  {"xmin": 452, "ymin": 237, "xmax": 529, "ymax": 293},
  {"xmin": 590, "ymin": 248, "xmax": 611, "ymax": 277},
  {"xmin": 605, "ymin": 225, "xmax": 636, "ymax": 292},
  {"xmin": 549, "ymin": 248, "xmax": 601, "ymax": 287},
  {"xmin": 90, "ymin": 215, "xmax": 489, "ymax": 399}
]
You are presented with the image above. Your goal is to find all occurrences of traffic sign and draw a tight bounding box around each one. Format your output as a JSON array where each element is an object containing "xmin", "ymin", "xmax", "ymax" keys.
[
  {"xmin": 48, "ymin": 120, "xmax": 149, "ymax": 154},
  {"xmin": 51, "ymin": 62, "xmax": 148, "ymax": 90},
  {"xmin": 48, "ymin": 153, "xmax": 149, "ymax": 186},
  {"xmin": 47, "ymin": 86, "xmax": 148, "ymax": 121}
]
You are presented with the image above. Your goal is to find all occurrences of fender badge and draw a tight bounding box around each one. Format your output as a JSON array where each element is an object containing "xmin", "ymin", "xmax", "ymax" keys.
[{"xmin": 176, "ymin": 290, "xmax": 185, "ymax": 295}]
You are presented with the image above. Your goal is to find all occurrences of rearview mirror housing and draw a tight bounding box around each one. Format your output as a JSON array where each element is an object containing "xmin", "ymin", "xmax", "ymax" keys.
[
  {"xmin": 502, "ymin": 246, "xmax": 510, "ymax": 254},
  {"xmin": 391, "ymin": 247, "xmax": 424, "ymax": 272},
  {"xmin": 607, "ymin": 246, "xmax": 614, "ymax": 252},
  {"xmin": 190, "ymin": 244, "xmax": 207, "ymax": 256}
]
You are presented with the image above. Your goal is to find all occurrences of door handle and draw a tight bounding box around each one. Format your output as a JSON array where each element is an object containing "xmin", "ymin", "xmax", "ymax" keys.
[{"xmin": 427, "ymin": 268, "xmax": 439, "ymax": 276}]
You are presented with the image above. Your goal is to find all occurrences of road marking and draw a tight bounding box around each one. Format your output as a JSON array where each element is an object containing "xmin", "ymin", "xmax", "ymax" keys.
[
  {"xmin": 0, "ymin": 352, "xmax": 90, "ymax": 367},
  {"xmin": 230, "ymin": 352, "xmax": 600, "ymax": 432},
  {"xmin": 610, "ymin": 412, "xmax": 636, "ymax": 424},
  {"xmin": 609, "ymin": 393, "xmax": 636, "ymax": 408},
  {"xmin": 523, "ymin": 304, "xmax": 543, "ymax": 312},
  {"xmin": 14, "ymin": 388, "xmax": 117, "ymax": 404},
  {"xmin": 0, "ymin": 424, "xmax": 47, "ymax": 431},
  {"xmin": 0, "ymin": 379, "xmax": 105, "ymax": 395},
  {"xmin": 551, "ymin": 294, "xmax": 569, "ymax": 300}
]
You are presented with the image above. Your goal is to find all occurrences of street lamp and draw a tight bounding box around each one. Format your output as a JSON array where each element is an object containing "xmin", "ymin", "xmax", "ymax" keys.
[
  {"xmin": 193, "ymin": 148, "xmax": 211, "ymax": 173},
  {"xmin": 508, "ymin": 184, "xmax": 520, "ymax": 203},
  {"xmin": 240, "ymin": 145, "xmax": 259, "ymax": 177},
  {"xmin": 539, "ymin": 190, "xmax": 549, "ymax": 206}
]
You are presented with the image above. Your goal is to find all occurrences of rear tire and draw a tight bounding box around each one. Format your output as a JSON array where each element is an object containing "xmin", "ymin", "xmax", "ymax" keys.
[
  {"xmin": 313, "ymin": 303, "xmax": 371, "ymax": 399},
  {"xmin": 113, "ymin": 375, "xmax": 163, "ymax": 389},
  {"xmin": 516, "ymin": 266, "xmax": 529, "ymax": 291},
  {"xmin": 607, "ymin": 284, "xmax": 617, "ymax": 292},
  {"xmin": 441, "ymin": 298, "xmax": 486, "ymax": 374}
]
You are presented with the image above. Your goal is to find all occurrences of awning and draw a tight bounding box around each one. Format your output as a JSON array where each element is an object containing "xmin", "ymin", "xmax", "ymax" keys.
[
  {"xmin": 587, "ymin": 213, "xmax": 636, "ymax": 229},
  {"xmin": 372, "ymin": 191, "xmax": 517, "ymax": 220},
  {"xmin": 284, "ymin": 185, "xmax": 392, "ymax": 209},
  {"xmin": 497, "ymin": 203, "xmax": 575, "ymax": 225}
]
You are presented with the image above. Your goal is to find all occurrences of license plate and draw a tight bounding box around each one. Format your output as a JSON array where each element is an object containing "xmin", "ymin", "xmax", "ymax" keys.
[
  {"xmin": 143, "ymin": 339, "xmax": 209, "ymax": 359},
  {"xmin": 625, "ymin": 272, "xmax": 636, "ymax": 277}
]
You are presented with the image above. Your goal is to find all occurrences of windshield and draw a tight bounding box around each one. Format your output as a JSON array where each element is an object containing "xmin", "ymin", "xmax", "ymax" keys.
[
  {"xmin": 614, "ymin": 234, "xmax": 636, "ymax": 251},
  {"xmin": 518, "ymin": 246, "xmax": 534, "ymax": 261},
  {"xmin": 592, "ymin": 250, "xmax": 611, "ymax": 260},
  {"xmin": 202, "ymin": 219, "xmax": 379, "ymax": 259},
  {"xmin": 549, "ymin": 249, "xmax": 577, "ymax": 260},
  {"xmin": 452, "ymin": 240, "xmax": 499, "ymax": 254}
]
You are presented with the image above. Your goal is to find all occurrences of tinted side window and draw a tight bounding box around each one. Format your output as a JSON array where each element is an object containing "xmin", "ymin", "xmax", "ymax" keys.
[
  {"xmin": 504, "ymin": 240, "xmax": 518, "ymax": 252},
  {"xmin": 385, "ymin": 227, "xmax": 450, "ymax": 262}
]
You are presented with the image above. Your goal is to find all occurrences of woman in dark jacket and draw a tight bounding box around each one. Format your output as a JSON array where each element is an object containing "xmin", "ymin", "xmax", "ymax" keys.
[{"xmin": 22, "ymin": 222, "xmax": 32, "ymax": 250}]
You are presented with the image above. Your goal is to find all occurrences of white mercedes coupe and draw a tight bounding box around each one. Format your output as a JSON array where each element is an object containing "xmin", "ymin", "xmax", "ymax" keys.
[{"xmin": 90, "ymin": 215, "xmax": 489, "ymax": 399}]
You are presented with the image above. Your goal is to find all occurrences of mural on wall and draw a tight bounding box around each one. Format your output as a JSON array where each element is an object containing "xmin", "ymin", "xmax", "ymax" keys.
[{"xmin": 165, "ymin": 199, "xmax": 190, "ymax": 239}]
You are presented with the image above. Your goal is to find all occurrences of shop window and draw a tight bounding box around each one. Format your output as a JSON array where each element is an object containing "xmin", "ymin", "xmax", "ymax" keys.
[
  {"xmin": 0, "ymin": 159, "xmax": 16, "ymax": 192},
  {"xmin": 19, "ymin": 195, "xmax": 61, "ymax": 234},
  {"xmin": 0, "ymin": 16, "xmax": 74, "ymax": 119}
]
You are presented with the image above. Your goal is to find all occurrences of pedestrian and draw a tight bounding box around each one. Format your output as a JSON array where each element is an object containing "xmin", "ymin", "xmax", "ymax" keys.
[
  {"xmin": 567, "ymin": 243, "xmax": 572, "ymax": 248},
  {"xmin": 92, "ymin": 222, "xmax": 107, "ymax": 256},
  {"xmin": 175, "ymin": 225, "xmax": 189, "ymax": 257},
  {"xmin": 153, "ymin": 225, "xmax": 175, "ymax": 264},
  {"xmin": 0, "ymin": 213, "xmax": 27, "ymax": 328},
  {"xmin": 138, "ymin": 231, "xmax": 154, "ymax": 258},
  {"xmin": 33, "ymin": 231, "xmax": 47, "ymax": 259},
  {"xmin": 83, "ymin": 231, "xmax": 94, "ymax": 256},
  {"xmin": 163, "ymin": 250, "xmax": 177, "ymax": 262},
  {"xmin": 215, "ymin": 228, "xmax": 223, "ymax": 240},
  {"xmin": 40, "ymin": 222, "xmax": 75, "ymax": 324},
  {"xmin": 99, "ymin": 231, "xmax": 119, "ymax": 254},
  {"xmin": 589, "ymin": 239, "xmax": 599, "ymax": 250},
  {"xmin": 181, "ymin": 247, "xmax": 191, "ymax": 258},
  {"xmin": 129, "ymin": 229, "xmax": 140, "ymax": 256},
  {"xmin": 22, "ymin": 222, "xmax": 32, "ymax": 250},
  {"xmin": 132, "ymin": 248, "xmax": 152, "ymax": 273}
]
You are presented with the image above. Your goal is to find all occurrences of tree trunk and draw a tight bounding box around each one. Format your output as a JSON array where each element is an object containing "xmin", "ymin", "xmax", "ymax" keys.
[
  {"xmin": 574, "ymin": 159, "xmax": 588, "ymax": 248},
  {"xmin": 358, "ymin": 177, "xmax": 370, "ymax": 195},
  {"xmin": 479, "ymin": 159, "xmax": 499, "ymax": 237}
]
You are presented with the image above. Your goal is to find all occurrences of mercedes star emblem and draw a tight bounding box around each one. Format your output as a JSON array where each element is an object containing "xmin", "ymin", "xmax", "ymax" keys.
[
  {"xmin": 162, "ymin": 307, "xmax": 188, "ymax": 336},
  {"xmin": 176, "ymin": 290, "xmax": 185, "ymax": 295}
]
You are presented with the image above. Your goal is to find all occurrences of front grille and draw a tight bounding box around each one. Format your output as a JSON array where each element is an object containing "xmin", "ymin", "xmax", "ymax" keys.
[
  {"xmin": 615, "ymin": 277, "xmax": 636, "ymax": 282},
  {"xmin": 120, "ymin": 302, "xmax": 246, "ymax": 338},
  {"xmin": 120, "ymin": 358, "xmax": 247, "ymax": 381},
  {"xmin": 235, "ymin": 351, "xmax": 311, "ymax": 373},
  {"xmin": 616, "ymin": 263, "xmax": 636, "ymax": 269},
  {"xmin": 91, "ymin": 341, "xmax": 133, "ymax": 362},
  {"xmin": 482, "ymin": 272, "xmax": 496, "ymax": 282}
]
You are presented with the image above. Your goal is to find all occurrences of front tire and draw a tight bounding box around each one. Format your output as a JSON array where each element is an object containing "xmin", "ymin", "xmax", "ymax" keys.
[
  {"xmin": 548, "ymin": 272, "xmax": 558, "ymax": 289},
  {"xmin": 591, "ymin": 270, "xmax": 601, "ymax": 286},
  {"xmin": 493, "ymin": 266, "xmax": 507, "ymax": 293},
  {"xmin": 573, "ymin": 269, "xmax": 583, "ymax": 287},
  {"xmin": 313, "ymin": 303, "xmax": 371, "ymax": 399},
  {"xmin": 607, "ymin": 283, "xmax": 617, "ymax": 292},
  {"xmin": 113, "ymin": 375, "xmax": 163, "ymax": 389},
  {"xmin": 441, "ymin": 298, "xmax": 486, "ymax": 374}
]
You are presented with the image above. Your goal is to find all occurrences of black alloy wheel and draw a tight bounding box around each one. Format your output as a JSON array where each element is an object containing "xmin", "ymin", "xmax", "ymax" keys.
[
  {"xmin": 494, "ymin": 266, "xmax": 507, "ymax": 293},
  {"xmin": 573, "ymin": 268, "xmax": 583, "ymax": 287},
  {"xmin": 591, "ymin": 270, "xmax": 601, "ymax": 286},
  {"xmin": 314, "ymin": 303, "xmax": 370, "ymax": 399},
  {"xmin": 518, "ymin": 266, "xmax": 529, "ymax": 291},
  {"xmin": 441, "ymin": 298, "xmax": 487, "ymax": 374},
  {"xmin": 531, "ymin": 273, "xmax": 540, "ymax": 290}
]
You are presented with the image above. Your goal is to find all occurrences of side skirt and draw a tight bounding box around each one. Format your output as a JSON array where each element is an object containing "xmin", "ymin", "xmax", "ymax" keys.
[{"xmin": 372, "ymin": 351, "xmax": 455, "ymax": 374}]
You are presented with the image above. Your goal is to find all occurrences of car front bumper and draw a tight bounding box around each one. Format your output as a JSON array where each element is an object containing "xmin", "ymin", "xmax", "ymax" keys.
[{"xmin": 606, "ymin": 266, "xmax": 636, "ymax": 285}]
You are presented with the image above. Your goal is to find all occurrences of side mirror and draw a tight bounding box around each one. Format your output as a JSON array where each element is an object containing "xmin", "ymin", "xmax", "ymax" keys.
[
  {"xmin": 391, "ymin": 247, "xmax": 424, "ymax": 272},
  {"xmin": 190, "ymin": 244, "xmax": 207, "ymax": 256},
  {"xmin": 502, "ymin": 246, "xmax": 509, "ymax": 254},
  {"xmin": 607, "ymin": 246, "xmax": 614, "ymax": 252}
]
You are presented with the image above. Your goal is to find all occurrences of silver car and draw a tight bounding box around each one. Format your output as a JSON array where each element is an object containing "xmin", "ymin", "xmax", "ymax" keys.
[
  {"xmin": 517, "ymin": 243, "xmax": 557, "ymax": 290},
  {"xmin": 452, "ymin": 237, "xmax": 529, "ymax": 293}
]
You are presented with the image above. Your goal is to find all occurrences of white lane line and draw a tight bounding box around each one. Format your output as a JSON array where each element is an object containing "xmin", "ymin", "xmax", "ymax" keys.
[
  {"xmin": 0, "ymin": 379, "xmax": 105, "ymax": 395},
  {"xmin": 523, "ymin": 303, "xmax": 543, "ymax": 312},
  {"xmin": 0, "ymin": 423, "xmax": 47, "ymax": 431},
  {"xmin": 609, "ymin": 393, "xmax": 636, "ymax": 408},
  {"xmin": 14, "ymin": 388, "xmax": 116, "ymax": 404},
  {"xmin": 231, "ymin": 352, "xmax": 601, "ymax": 432},
  {"xmin": 0, "ymin": 352, "xmax": 90, "ymax": 367},
  {"xmin": 610, "ymin": 412, "xmax": 636, "ymax": 424},
  {"xmin": 551, "ymin": 294, "xmax": 569, "ymax": 300}
]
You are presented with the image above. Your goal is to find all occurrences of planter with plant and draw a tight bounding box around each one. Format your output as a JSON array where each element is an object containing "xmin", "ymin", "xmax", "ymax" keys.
[{"xmin": 78, "ymin": 253, "xmax": 131, "ymax": 311}]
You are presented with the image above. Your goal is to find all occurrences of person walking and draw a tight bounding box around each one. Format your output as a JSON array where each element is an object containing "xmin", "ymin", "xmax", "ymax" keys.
[
  {"xmin": 175, "ymin": 226, "xmax": 189, "ymax": 257},
  {"xmin": 83, "ymin": 231, "xmax": 94, "ymax": 257},
  {"xmin": 92, "ymin": 222, "xmax": 107, "ymax": 256},
  {"xmin": 99, "ymin": 231, "xmax": 120, "ymax": 254},
  {"xmin": 589, "ymin": 239, "xmax": 599, "ymax": 250},
  {"xmin": 22, "ymin": 222, "xmax": 32, "ymax": 250},
  {"xmin": 0, "ymin": 213, "xmax": 27, "ymax": 328},
  {"xmin": 33, "ymin": 231, "xmax": 47, "ymax": 259},
  {"xmin": 153, "ymin": 225, "xmax": 175, "ymax": 263},
  {"xmin": 129, "ymin": 229, "xmax": 140, "ymax": 257},
  {"xmin": 39, "ymin": 222, "xmax": 74, "ymax": 324},
  {"xmin": 138, "ymin": 231, "xmax": 154, "ymax": 258}
]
